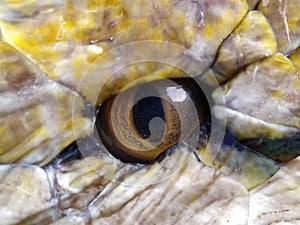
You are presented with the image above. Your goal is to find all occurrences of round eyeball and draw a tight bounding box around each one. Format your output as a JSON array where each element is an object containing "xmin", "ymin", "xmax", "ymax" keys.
[{"xmin": 95, "ymin": 78, "xmax": 211, "ymax": 164}]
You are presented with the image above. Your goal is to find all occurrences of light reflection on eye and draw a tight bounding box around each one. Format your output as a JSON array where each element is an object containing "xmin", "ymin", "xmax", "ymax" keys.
[{"xmin": 95, "ymin": 78, "xmax": 211, "ymax": 164}]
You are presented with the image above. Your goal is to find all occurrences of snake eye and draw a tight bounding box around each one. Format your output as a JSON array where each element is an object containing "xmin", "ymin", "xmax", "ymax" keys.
[{"xmin": 95, "ymin": 78, "xmax": 210, "ymax": 164}]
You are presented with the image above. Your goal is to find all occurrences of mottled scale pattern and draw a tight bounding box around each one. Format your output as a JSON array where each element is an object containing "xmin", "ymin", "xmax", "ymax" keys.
[
  {"xmin": 0, "ymin": 42, "xmax": 92, "ymax": 165},
  {"xmin": 210, "ymin": 10, "xmax": 277, "ymax": 83},
  {"xmin": 0, "ymin": 0, "xmax": 299, "ymax": 225},
  {"xmin": 0, "ymin": 165, "xmax": 56, "ymax": 225}
]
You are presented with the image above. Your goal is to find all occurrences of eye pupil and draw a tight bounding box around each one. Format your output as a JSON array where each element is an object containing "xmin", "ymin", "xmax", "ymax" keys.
[
  {"xmin": 132, "ymin": 96, "xmax": 165, "ymax": 140},
  {"xmin": 95, "ymin": 78, "xmax": 211, "ymax": 164}
]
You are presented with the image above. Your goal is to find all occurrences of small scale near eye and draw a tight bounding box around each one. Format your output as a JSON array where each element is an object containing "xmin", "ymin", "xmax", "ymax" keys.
[{"xmin": 95, "ymin": 78, "xmax": 210, "ymax": 164}]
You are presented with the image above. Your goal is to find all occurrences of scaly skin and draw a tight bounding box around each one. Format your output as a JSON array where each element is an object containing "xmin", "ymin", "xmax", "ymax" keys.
[{"xmin": 0, "ymin": 0, "xmax": 299, "ymax": 224}]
